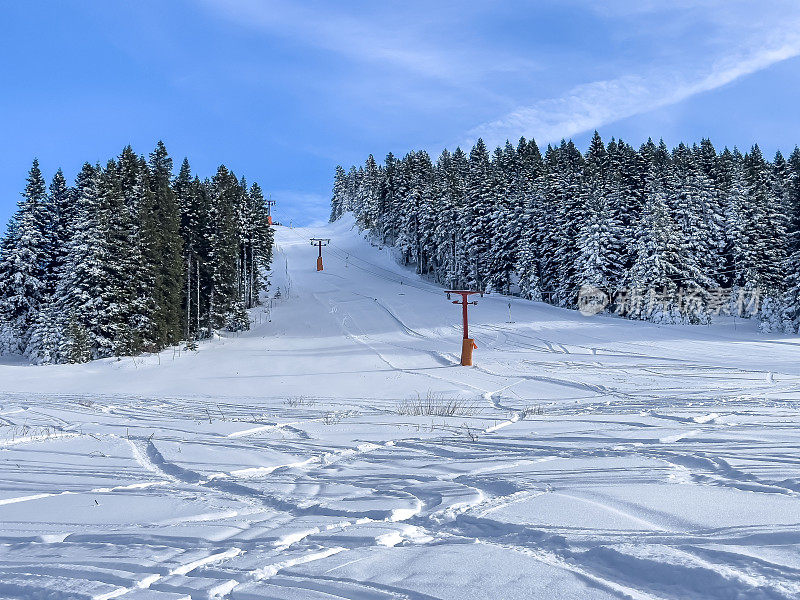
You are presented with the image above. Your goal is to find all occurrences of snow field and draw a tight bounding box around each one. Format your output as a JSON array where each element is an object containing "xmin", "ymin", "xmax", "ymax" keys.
[{"xmin": 1, "ymin": 216, "xmax": 800, "ymax": 598}]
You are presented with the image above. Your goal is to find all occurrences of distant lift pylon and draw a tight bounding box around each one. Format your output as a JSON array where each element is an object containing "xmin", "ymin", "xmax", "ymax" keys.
[
  {"xmin": 445, "ymin": 290, "xmax": 482, "ymax": 366},
  {"xmin": 310, "ymin": 238, "xmax": 330, "ymax": 271}
]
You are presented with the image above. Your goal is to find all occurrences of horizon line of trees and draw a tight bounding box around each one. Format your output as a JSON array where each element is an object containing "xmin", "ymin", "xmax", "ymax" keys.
[
  {"xmin": 330, "ymin": 132, "xmax": 800, "ymax": 331},
  {"xmin": 0, "ymin": 142, "xmax": 274, "ymax": 364}
]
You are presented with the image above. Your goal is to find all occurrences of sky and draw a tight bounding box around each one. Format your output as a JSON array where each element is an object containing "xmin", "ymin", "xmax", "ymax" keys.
[{"xmin": 2, "ymin": 1, "xmax": 800, "ymax": 227}]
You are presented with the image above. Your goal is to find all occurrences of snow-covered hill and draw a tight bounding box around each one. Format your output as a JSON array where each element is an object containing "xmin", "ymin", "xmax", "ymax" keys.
[{"xmin": 1, "ymin": 216, "xmax": 800, "ymax": 599}]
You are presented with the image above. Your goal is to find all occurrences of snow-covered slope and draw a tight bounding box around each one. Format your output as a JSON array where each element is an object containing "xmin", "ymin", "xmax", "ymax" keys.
[{"xmin": 1, "ymin": 216, "xmax": 800, "ymax": 599}]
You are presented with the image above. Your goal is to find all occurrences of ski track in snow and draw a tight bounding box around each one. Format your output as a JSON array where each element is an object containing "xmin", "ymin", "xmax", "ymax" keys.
[{"xmin": 2, "ymin": 216, "xmax": 800, "ymax": 599}]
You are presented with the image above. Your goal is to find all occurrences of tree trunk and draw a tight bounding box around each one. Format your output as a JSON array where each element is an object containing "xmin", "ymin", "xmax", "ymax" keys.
[
  {"xmin": 195, "ymin": 258, "xmax": 200, "ymax": 338},
  {"xmin": 186, "ymin": 254, "xmax": 191, "ymax": 340}
]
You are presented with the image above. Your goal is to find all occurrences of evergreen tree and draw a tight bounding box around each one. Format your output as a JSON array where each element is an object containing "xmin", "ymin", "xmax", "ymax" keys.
[
  {"xmin": 207, "ymin": 166, "xmax": 245, "ymax": 332},
  {"xmin": 463, "ymin": 139, "xmax": 493, "ymax": 291},
  {"xmin": 52, "ymin": 163, "xmax": 105, "ymax": 361},
  {"xmin": 148, "ymin": 141, "xmax": 184, "ymax": 346},
  {"xmin": 0, "ymin": 159, "xmax": 51, "ymax": 352},
  {"xmin": 576, "ymin": 132, "xmax": 623, "ymax": 298},
  {"xmin": 488, "ymin": 141, "xmax": 521, "ymax": 294},
  {"xmin": 247, "ymin": 182, "xmax": 274, "ymax": 305},
  {"xmin": 514, "ymin": 137, "xmax": 545, "ymax": 300},
  {"xmin": 628, "ymin": 173, "xmax": 690, "ymax": 323},
  {"xmin": 781, "ymin": 148, "xmax": 800, "ymax": 331},
  {"xmin": 730, "ymin": 146, "xmax": 786, "ymax": 300},
  {"xmin": 549, "ymin": 140, "xmax": 585, "ymax": 306},
  {"xmin": 329, "ymin": 166, "xmax": 347, "ymax": 223},
  {"xmin": 0, "ymin": 218, "xmax": 21, "ymax": 354},
  {"xmin": 48, "ymin": 169, "xmax": 73, "ymax": 287}
]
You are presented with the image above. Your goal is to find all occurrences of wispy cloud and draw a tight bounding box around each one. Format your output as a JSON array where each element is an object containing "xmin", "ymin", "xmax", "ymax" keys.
[
  {"xmin": 467, "ymin": 12, "xmax": 800, "ymax": 147},
  {"xmin": 199, "ymin": 0, "xmax": 534, "ymax": 86}
]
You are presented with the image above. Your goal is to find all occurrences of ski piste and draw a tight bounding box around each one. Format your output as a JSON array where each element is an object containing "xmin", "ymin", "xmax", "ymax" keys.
[{"xmin": 1, "ymin": 214, "xmax": 799, "ymax": 599}]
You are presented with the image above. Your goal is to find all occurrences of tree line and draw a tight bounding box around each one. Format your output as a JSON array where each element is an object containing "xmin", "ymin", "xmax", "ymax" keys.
[
  {"xmin": 0, "ymin": 142, "xmax": 274, "ymax": 364},
  {"xmin": 330, "ymin": 133, "xmax": 800, "ymax": 331}
]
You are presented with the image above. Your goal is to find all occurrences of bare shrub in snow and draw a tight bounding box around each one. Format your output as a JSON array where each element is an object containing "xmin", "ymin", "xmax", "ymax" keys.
[
  {"xmin": 284, "ymin": 396, "xmax": 316, "ymax": 407},
  {"xmin": 519, "ymin": 405, "xmax": 543, "ymax": 419},
  {"xmin": 323, "ymin": 410, "xmax": 358, "ymax": 425},
  {"xmin": 396, "ymin": 392, "xmax": 478, "ymax": 417}
]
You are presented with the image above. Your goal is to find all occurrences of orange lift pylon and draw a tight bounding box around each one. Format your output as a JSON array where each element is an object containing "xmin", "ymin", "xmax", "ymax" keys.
[
  {"xmin": 446, "ymin": 290, "xmax": 483, "ymax": 366},
  {"xmin": 266, "ymin": 198, "xmax": 276, "ymax": 225},
  {"xmin": 310, "ymin": 238, "xmax": 330, "ymax": 271}
]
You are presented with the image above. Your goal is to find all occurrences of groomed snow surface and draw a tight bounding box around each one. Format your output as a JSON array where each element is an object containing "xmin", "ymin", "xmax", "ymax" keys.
[{"xmin": 2, "ymin": 215, "xmax": 800, "ymax": 599}]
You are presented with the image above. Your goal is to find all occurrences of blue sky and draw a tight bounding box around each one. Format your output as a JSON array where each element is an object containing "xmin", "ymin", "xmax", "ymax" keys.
[{"xmin": 2, "ymin": 1, "xmax": 800, "ymax": 227}]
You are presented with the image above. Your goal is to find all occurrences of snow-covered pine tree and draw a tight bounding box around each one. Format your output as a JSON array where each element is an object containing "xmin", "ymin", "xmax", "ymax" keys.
[
  {"xmin": 693, "ymin": 140, "xmax": 728, "ymax": 282},
  {"xmin": 393, "ymin": 153, "xmax": 414, "ymax": 264},
  {"xmin": 148, "ymin": 141, "xmax": 184, "ymax": 347},
  {"xmin": 176, "ymin": 158, "xmax": 198, "ymax": 339},
  {"xmin": 726, "ymin": 155, "xmax": 754, "ymax": 302},
  {"xmin": 0, "ymin": 159, "xmax": 52, "ymax": 353},
  {"xmin": 463, "ymin": 139, "xmax": 494, "ymax": 291},
  {"xmin": 355, "ymin": 155, "xmax": 381, "ymax": 231},
  {"xmin": 430, "ymin": 149, "xmax": 453, "ymax": 285},
  {"xmin": 431, "ymin": 148, "xmax": 467, "ymax": 288},
  {"xmin": 514, "ymin": 137, "xmax": 544, "ymax": 300},
  {"xmin": 207, "ymin": 166, "xmax": 245, "ymax": 333},
  {"xmin": 549, "ymin": 140, "xmax": 585, "ymax": 307},
  {"xmin": 26, "ymin": 301, "xmax": 63, "ymax": 364},
  {"xmin": 575, "ymin": 132, "xmax": 623, "ymax": 301},
  {"xmin": 395, "ymin": 151, "xmax": 434, "ymax": 273},
  {"xmin": 450, "ymin": 148, "xmax": 471, "ymax": 288},
  {"xmin": 414, "ymin": 153, "xmax": 436, "ymax": 276},
  {"xmin": 329, "ymin": 166, "xmax": 347, "ymax": 223},
  {"xmin": 731, "ymin": 146, "xmax": 786, "ymax": 310},
  {"xmin": 47, "ymin": 169, "xmax": 73, "ymax": 288},
  {"xmin": 628, "ymin": 171, "xmax": 690, "ymax": 323},
  {"xmin": 247, "ymin": 182, "xmax": 274, "ymax": 306},
  {"xmin": 665, "ymin": 144, "xmax": 715, "ymax": 321},
  {"xmin": 535, "ymin": 145, "xmax": 560, "ymax": 303},
  {"xmin": 51, "ymin": 163, "xmax": 105, "ymax": 361},
  {"xmin": 609, "ymin": 140, "xmax": 646, "ymax": 286},
  {"xmin": 781, "ymin": 147, "xmax": 800, "ymax": 332},
  {"xmin": 718, "ymin": 146, "xmax": 744, "ymax": 293},
  {"xmin": 759, "ymin": 151, "xmax": 791, "ymax": 331},
  {"xmin": 91, "ymin": 156, "xmax": 133, "ymax": 356},
  {"xmin": 114, "ymin": 147, "xmax": 155, "ymax": 355},
  {"xmin": 488, "ymin": 141, "xmax": 521, "ymax": 294},
  {"xmin": 176, "ymin": 160, "xmax": 216, "ymax": 340},
  {"xmin": 26, "ymin": 167, "xmax": 80, "ymax": 363},
  {"xmin": 377, "ymin": 153, "xmax": 402, "ymax": 246},
  {"xmin": 0, "ymin": 218, "xmax": 21, "ymax": 354},
  {"xmin": 345, "ymin": 166, "xmax": 361, "ymax": 218}
]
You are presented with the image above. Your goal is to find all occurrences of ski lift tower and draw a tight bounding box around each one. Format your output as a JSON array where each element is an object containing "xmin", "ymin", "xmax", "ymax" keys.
[
  {"xmin": 310, "ymin": 238, "xmax": 330, "ymax": 271},
  {"xmin": 266, "ymin": 197, "xmax": 276, "ymax": 225},
  {"xmin": 445, "ymin": 290, "xmax": 483, "ymax": 366}
]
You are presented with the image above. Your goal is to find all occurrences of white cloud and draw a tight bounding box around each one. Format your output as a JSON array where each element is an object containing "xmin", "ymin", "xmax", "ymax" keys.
[
  {"xmin": 199, "ymin": 0, "xmax": 534, "ymax": 86},
  {"xmin": 467, "ymin": 13, "xmax": 800, "ymax": 147},
  {"xmin": 200, "ymin": 0, "xmax": 800, "ymax": 155}
]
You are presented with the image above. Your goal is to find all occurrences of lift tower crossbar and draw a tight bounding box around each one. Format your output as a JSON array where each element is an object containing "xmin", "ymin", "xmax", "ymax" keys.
[
  {"xmin": 310, "ymin": 238, "xmax": 330, "ymax": 271},
  {"xmin": 445, "ymin": 290, "xmax": 482, "ymax": 366}
]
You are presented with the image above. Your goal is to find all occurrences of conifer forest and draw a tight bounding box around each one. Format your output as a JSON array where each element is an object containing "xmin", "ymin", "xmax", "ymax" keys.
[
  {"xmin": 330, "ymin": 133, "xmax": 800, "ymax": 332},
  {"xmin": 0, "ymin": 142, "xmax": 274, "ymax": 364}
]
